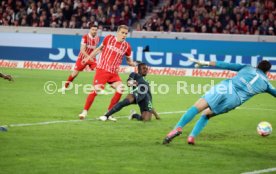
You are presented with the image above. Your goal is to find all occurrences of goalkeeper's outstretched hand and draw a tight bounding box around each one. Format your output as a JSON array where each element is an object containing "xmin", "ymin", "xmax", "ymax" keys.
[{"xmin": 188, "ymin": 58, "xmax": 210, "ymax": 68}]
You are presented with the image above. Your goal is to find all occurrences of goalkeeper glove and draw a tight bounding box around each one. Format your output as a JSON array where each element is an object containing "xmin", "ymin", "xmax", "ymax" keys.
[{"xmin": 188, "ymin": 58, "xmax": 210, "ymax": 68}]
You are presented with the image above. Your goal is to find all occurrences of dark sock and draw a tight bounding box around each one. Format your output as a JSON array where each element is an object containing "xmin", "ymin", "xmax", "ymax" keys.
[
  {"xmin": 132, "ymin": 114, "xmax": 143, "ymax": 121},
  {"xmin": 105, "ymin": 99, "xmax": 131, "ymax": 117}
]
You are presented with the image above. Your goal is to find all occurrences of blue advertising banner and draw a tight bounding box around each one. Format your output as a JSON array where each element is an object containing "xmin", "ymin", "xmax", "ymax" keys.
[{"xmin": 0, "ymin": 33, "xmax": 276, "ymax": 72}]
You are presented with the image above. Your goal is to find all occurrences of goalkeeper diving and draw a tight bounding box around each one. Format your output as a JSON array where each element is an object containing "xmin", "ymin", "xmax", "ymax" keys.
[{"xmin": 163, "ymin": 58, "xmax": 276, "ymax": 145}]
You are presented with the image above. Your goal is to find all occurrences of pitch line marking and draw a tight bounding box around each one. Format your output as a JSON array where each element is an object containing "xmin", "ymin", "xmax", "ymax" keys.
[
  {"xmin": 0, "ymin": 107, "xmax": 275, "ymax": 128},
  {"xmin": 241, "ymin": 167, "xmax": 276, "ymax": 174},
  {"xmin": 0, "ymin": 110, "xmax": 187, "ymax": 128}
]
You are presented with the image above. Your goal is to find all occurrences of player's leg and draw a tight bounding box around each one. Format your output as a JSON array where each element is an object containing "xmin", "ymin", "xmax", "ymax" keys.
[
  {"xmin": 130, "ymin": 96, "xmax": 153, "ymax": 121},
  {"xmin": 174, "ymin": 98, "xmax": 209, "ymax": 128},
  {"xmin": 108, "ymin": 79, "xmax": 124, "ymax": 111},
  {"xmin": 187, "ymin": 88, "xmax": 241, "ymax": 144},
  {"xmin": 79, "ymin": 84, "xmax": 103, "ymax": 119},
  {"xmin": 79, "ymin": 69, "xmax": 108, "ymax": 119},
  {"xmin": 65, "ymin": 58, "xmax": 85, "ymax": 88},
  {"xmin": 163, "ymin": 81, "xmax": 232, "ymax": 144},
  {"xmin": 131, "ymin": 111, "xmax": 152, "ymax": 121},
  {"xmin": 64, "ymin": 70, "xmax": 79, "ymax": 88},
  {"xmin": 163, "ymin": 98, "xmax": 209, "ymax": 144},
  {"xmin": 132, "ymin": 94, "xmax": 153, "ymax": 121},
  {"xmin": 142, "ymin": 111, "xmax": 153, "ymax": 121},
  {"xmin": 0, "ymin": 73, "xmax": 13, "ymax": 81},
  {"xmin": 187, "ymin": 108, "xmax": 214, "ymax": 145},
  {"xmin": 130, "ymin": 112, "xmax": 143, "ymax": 121},
  {"xmin": 99, "ymin": 94, "xmax": 135, "ymax": 121}
]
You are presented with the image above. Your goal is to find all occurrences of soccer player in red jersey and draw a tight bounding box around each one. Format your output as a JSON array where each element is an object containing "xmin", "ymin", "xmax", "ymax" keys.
[
  {"xmin": 79, "ymin": 25, "xmax": 137, "ymax": 120},
  {"xmin": 62, "ymin": 24, "xmax": 100, "ymax": 90}
]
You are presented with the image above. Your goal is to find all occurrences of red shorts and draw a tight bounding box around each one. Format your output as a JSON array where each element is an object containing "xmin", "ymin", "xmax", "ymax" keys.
[
  {"xmin": 74, "ymin": 58, "xmax": 97, "ymax": 71},
  {"xmin": 93, "ymin": 68, "xmax": 122, "ymax": 87}
]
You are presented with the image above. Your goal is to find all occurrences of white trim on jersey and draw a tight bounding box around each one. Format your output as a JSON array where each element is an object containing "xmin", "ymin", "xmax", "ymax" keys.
[
  {"xmin": 81, "ymin": 37, "xmax": 86, "ymax": 45},
  {"xmin": 104, "ymin": 36, "xmax": 114, "ymax": 72},
  {"xmin": 109, "ymin": 37, "xmax": 120, "ymax": 72},
  {"xmin": 100, "ymin": 35, "xmax": 113, "ymax": 71},
  {"xmin": 77, "ymin": 34, "xmax": 100, "ymax": 60},
  {"xmin": 111, "ymin": 41, "xmax": 124, "ymax": 72},
  {"xmin": 97, "ymin": 35, "xmax": 131, "ymax": 73}
]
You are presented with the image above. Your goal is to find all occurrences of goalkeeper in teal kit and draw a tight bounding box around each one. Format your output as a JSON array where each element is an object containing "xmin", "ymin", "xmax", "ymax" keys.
[{"xmin": 163, "ymin": 59, "xmax": 276, "ymax": 145}]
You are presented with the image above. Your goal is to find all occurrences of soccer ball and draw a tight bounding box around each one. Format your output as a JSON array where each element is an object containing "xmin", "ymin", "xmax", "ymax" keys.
[{"xmin": 257, "ymin": 121, "xmax": 272, "ymax": 137}]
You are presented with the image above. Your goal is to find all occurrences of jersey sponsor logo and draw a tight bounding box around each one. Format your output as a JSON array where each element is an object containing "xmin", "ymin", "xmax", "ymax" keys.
[
  {"xmin": 86, "ymin": 45, "xmax": 96, "ymax": 49},
  {"xmin": 106, "ymin": 45, "xmax": 125, "ymax": 55}
]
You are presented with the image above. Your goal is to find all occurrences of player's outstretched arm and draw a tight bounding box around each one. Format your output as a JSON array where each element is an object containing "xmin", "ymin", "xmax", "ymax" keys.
[
  {"xmin": 188, "ymin": 58, "xmax": 246, "ymax": 71},
  {"xmin": 0, "ymin": 73, "xmax": 13, "ymax": 81},
  {"xmin": 213, "ymin": 61, "xmax": 247, "ymax": 71},
  {"xmin": 126, "ymin": 56, "xmax": 138, "ymax": 67},
  {"xmin": 188, "ymin": 57, "xmax": 212, "ymax": 68},
  {"xmin": 90, "ymin": 44, "xmax": 104, "ymax": 58},
  {"xmin": 127, "ymin": 79, "xmax": 137, "ymax": 87},
  {"xmin": 82, "ymin": 44, "xmax": 104, "ymax": 64}
]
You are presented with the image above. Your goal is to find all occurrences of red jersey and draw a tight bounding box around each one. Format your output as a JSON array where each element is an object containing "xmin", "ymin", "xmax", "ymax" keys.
[
  {"xmin": 97, "ymin": 34, "xmax": 131, "ymax": 73},
  {"xmin": 78, "ymin": 33, "xmax": 100, "ymax": 60}
]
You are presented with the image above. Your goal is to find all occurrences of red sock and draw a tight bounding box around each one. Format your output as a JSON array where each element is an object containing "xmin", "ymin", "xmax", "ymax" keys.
[
  {"xmin": 84, "ymin": 91, "xmax": 97, "ymax": 110},
  {"xmin": 108, "ymin": 92, "xmax": 122, "ymax": 110},
  {"xmin": 65, "ymin": 75, "xmax": 76, "ymax": 88}
]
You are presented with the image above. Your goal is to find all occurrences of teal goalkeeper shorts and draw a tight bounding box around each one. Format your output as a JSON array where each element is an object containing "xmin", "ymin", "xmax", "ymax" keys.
[{"xmin": 202, "ymin": 80, "xmax": 242, "ymax": 115}]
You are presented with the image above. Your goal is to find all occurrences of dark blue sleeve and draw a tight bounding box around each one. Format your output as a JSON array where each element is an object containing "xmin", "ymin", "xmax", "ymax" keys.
[
  {"xmin": 216, "ymin": 61, "xmax": 247, "ymax": 71},
  {"xmin": 267, "ymin": 83, "xmax": 276, "ymax": 97},
  {"xmin": 127, "ymin": 72, "xmax": 136, "ymax": 81}
]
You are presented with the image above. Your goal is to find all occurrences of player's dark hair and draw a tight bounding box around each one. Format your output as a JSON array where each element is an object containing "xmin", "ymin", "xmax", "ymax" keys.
[
  {"xmin": 138, "ymin": 62, "xmax": 147, "ymax": 74},
  {"xmin": 257, "ymin": 60, "xmax": 271, "ymax": 73},
  {"xmin": 89, "ymin": 22, "xmax": 98, "ymax": 28}
]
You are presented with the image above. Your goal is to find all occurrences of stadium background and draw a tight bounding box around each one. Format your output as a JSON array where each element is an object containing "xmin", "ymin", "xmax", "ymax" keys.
[{"xmin": 0, "ymin": 27, "xmax": 276, "ymax": 80}]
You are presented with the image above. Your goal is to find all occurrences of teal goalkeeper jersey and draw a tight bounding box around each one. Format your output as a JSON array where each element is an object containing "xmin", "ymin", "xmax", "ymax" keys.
[{"xmin": 215, "ymin": 61, "xmax": 276, "ymax": 104}]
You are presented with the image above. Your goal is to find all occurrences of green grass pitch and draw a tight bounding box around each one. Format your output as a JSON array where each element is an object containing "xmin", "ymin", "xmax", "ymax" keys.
[{"xmin": 0, "ymin": 68, "xmax": 276, "ymax": 174}]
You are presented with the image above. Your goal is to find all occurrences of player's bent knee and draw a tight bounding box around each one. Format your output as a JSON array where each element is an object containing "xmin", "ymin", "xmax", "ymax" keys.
[
  {"xmin": 117, "ymin": 88, "xmax": 125, "ymax": 94},
  {"xmin": 93, "ymin": 84, "xmax": 105, "ymax": 94},
  {"xmin": 126, "ymin": 96, "xmax": 135, "ymax": 103},
  {"xmin": 142, "ymin": 111, "xmax": 152, "ymax": 121},
  {"xmin": 206, "ymin": 114, "xmax": 215, "ymax": 119},
  {"xmin": 194, "ymin": 98, "xmax": 209, "ymax": 112},
  {"xmin": 116, "ymin": 85, "xmax": 125, "ymax": 94},
  {"xmin": 202, "ymin": 107, "xmax": 214, "ymax": 117},
  {"xmin": 71, "ymin": 71, "xmax": 79, "ymax": 77}
]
